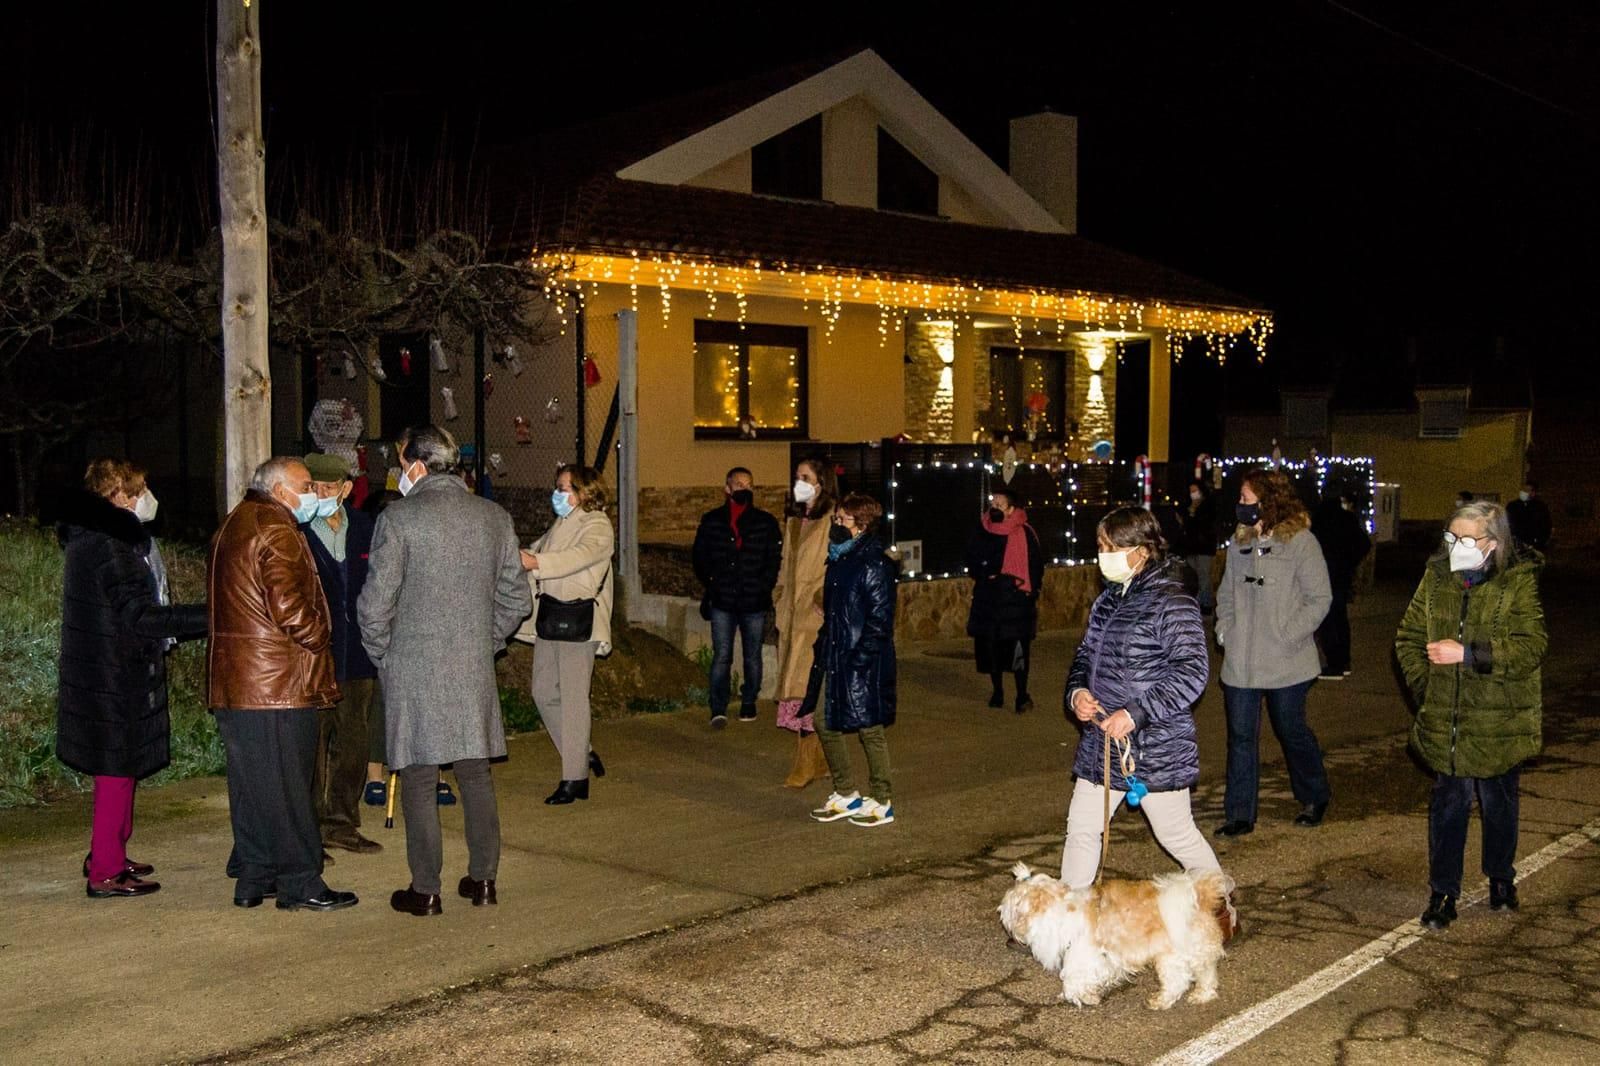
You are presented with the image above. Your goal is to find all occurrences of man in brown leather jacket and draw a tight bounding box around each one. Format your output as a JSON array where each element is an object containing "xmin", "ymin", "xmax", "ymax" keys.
[{"xmin": 208, "ymin": 457, "xmax": 358, "ymax": 912}]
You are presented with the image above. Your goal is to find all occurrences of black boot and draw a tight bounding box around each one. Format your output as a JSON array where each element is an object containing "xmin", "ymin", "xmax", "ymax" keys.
[
  {"xmin": 544, "ymin": 779, "xmax": 590, "ymax": 805},
  {"xmin": 987, "ymin": 671, "xmax": 1005, "ymax": 708},
  {"xmin": 1014, "ymin": 668, "xmax": 1032, "ymax": 714},
  {"xmin": 1489, "ymin": 879, "xmax": 1519, "ymax": 912},
  {"xmin": 1421, "ymin": 892, "xmax": 1457, "ymax": 930},
  {"xmin": 588, "ymin": 750, "xmax": 606, "ymax": 778}
]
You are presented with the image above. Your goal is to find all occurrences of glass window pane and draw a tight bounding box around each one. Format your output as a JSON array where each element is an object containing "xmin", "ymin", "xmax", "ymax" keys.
[
  {"xmin": 1023, "ymin": 353, "xmax": 1066, "ymax": 438},
  {"xmin": 989, "ymin": 348, "xmax": 1023, "ymax": 436},
  {"xmin": 694, "ymin": 342, "xmax": 742, "ymax": 428},
  {"xmin": 747, "ymin": 344, "xmax": 801, "ymax": 429}
]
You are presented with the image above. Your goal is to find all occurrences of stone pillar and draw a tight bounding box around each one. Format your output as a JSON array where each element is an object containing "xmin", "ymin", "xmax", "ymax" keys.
[
  {"xmin": 903, "ymin": 320, "xmax": 956, "ymax": 442},
  {"xmin": 1068, "ymin": 333, "xmax": 1117, "ymax": 461}
]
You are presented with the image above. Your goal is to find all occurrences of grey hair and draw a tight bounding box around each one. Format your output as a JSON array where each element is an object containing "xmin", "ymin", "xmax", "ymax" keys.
[
  {"xmin": 400, "ymin": 424, "xmax": 460, "ymax": 474},
  {"xmin": 249, "ymin": 456, "xmax": 305, "ymax": 495},
  {"xmin": 1435, "ymin": 499, "xmax": 1516, "ymax": 577}
]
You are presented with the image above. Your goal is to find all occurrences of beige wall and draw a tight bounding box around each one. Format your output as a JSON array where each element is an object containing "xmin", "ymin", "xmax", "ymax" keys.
[
  {"xmin": 1333, "ymin": 410, "xmax": 1530, "ymax": 524},
  {"xmin": 685, "ymin": 150, "xmax": 752, "ymax": 193},
  {"xmin": 822, "ymin": 97, "xmax": 878, "ymax": 208}
]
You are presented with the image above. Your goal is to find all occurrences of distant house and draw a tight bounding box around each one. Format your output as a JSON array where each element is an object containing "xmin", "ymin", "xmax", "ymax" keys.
[{"xmin": 491, "ymin": 49, "xmax": 1271, "ymax": 538}]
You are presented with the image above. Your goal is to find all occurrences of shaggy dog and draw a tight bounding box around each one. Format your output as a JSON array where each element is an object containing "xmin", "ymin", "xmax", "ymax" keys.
[{"xmin": 998, "ymin": 863, "xmax": 1238, "ymax": 1009}]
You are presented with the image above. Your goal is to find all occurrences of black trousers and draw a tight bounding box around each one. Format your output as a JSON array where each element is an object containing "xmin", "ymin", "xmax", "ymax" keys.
[
  {"xmin": 1429, "ymin": 768, "xmax": 1520, "ymax": 898},
  {"xmin": 315, "ymin": 677, "xmax": 376, "ymax": 842},
  {"xmin": 216, "ymin": 708, "xmax": 328, "ymax": 902},
  {"xmin": 1316, "ymin": 583, "xmax": 1353, "ymax": 674}
]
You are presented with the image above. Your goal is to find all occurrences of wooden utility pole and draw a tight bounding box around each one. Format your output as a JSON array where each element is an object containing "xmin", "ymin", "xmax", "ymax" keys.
[{"xmin": 216, "ymin": 0, "xmax": 270, "ymax": 508}]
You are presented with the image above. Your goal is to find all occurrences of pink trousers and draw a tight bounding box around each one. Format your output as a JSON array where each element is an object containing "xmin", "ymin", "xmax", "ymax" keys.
[{"xmin": 88, "ymin": 776, "xmax": 137, "ymax": 882}]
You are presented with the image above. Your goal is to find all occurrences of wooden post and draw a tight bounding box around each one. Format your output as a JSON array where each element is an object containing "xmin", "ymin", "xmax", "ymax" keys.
[{"xmin": 216, "ymin": 0, "xmax": 270, "ymax": 510}]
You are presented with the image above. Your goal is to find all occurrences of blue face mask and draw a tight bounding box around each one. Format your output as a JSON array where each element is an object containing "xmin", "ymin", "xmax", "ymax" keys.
[
  {"xmin": 552, "ymin": 489, "xmax": 575, "ymax": 518},
  {"xmin": 291, "ymin": 491, "xmax": 320, "ymax": 524},
  {"xmin": 314, "ymin": 494, "xmax": 341, "ymax": 520}
]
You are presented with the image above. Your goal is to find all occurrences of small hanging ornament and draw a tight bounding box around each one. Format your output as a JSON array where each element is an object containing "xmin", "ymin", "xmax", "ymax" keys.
[
  {"xmin": 738, "ymin": 417, "xmax": 758, "ymax": 440},
  {"xmin": 369, "ymin": 355, "xmax": 388, "ymax": 382},
  {"xmin": 488, "ymin": 452, "xmax": 505, "ymax": 474},
  {"xmin": 504, "ymin": 344, "xmax": 525, "ymax": 377},
  {"xmin": 429, "ymin": 335, "xmax": 450, "ymax": 373},
  {"xmin": 399, "ymin": 347, "xmax": 413, "ymax": 376},
  {"xmin": 482, "ymin": 372, "xmax": 494, "ymax": 398},
  {"xmin": 583, "ymin": 356, "xmax": 602, "ymax": 388},
  {"xmin": 342, "ymin": 353, "xmax": 357, "ymax": 380},
  {"xmin": 340, "ymin": 398, "xmax": 357, "ymax": 422},
  {"xmin": 513, "ymin": 415, "xmax": 532, "ymax": 445},
  {"xmin": 441, "ymin": 386, "xmax": 458, "ymax": 420},
  {"xmin": 1270, "ymin": 437, "xmax": 1282, "ymax": 468},
  {"xmin": 355, "ymin": 444, "xmax": 369, "ymax": 473},
  {"xmin": 544, "ymin": 396, "xmax": 563, "ymax": 423}
]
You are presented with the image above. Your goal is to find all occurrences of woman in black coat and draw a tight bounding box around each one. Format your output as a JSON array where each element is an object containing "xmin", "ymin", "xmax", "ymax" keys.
[
  {"xmin": 800, "ymin": 493, "xmax": 899, "ymax": 828},
  {"xmin": 57, "ymin": 460, "xmax": 207, "ymax": 898},
  {"xmin": 965, "ymin": 486, "xmax": 1045, "ymax": 713}
]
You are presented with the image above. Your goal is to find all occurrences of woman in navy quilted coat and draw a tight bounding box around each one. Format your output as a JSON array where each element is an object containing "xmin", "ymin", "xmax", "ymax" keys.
[{"xmin": 1060, "ymin": 506, "xmax": 1223, "ymax": 888}]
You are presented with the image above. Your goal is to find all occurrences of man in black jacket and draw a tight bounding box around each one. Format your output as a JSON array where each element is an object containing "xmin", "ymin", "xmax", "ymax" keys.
[
  {"xmin": 1506, "ymin": 480, "xmax": 1552, "ymax": 554},
  {"xmin": 692, "ymin": 467, "xmax": 782, "ymax": 727},
  {"xmin": 303, "ymin": 452, "xmax": 383, "ymax": 855},
  {"xmin": 1311, "ymin": 489, "xmax": 1372, "ymax": 680}
]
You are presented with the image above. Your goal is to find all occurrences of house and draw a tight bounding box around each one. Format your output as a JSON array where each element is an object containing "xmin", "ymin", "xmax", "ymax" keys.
[{"xmin": 489, "ymin": 49, "xmax": 1272, "ymax": 541}]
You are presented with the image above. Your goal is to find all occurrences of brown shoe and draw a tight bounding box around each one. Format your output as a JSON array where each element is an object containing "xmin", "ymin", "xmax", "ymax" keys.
[
  {"xmin": 390, "ymin": 886, "xmax": 442, "ymax": 916},
  {"xmin": 324, "ymin": 833, "xmax": 383, "ymax": 854},
  {"xmin": 86, "ymin": 871, "xmax": 161, "ymax": 898},
  {"xmin": 458, "ymin": 876, "xmax": 497, "ymax": 906}
]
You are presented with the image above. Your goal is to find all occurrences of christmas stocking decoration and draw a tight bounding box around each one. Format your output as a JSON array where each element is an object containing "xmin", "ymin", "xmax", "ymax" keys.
[{"xmin": 441, "ymin": 386, "xmax": 458, "ymax": 420}]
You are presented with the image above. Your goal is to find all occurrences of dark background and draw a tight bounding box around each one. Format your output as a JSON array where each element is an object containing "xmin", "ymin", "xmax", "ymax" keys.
[{"xmin": 6, "ymin": 0, "xmax": 1598, "ymax": 428}]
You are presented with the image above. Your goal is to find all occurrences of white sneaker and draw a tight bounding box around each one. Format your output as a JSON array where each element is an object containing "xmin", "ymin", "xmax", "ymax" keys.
[
  {"xmin": 848, "ymin": 798, "xmax": 895, "ymax": 827},
  {"xmin": 810, "ymin": 791, "xmax": 863, "ymax": 822}
]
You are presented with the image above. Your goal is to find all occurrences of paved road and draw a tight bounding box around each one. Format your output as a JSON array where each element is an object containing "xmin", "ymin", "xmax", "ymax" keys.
[{"xmin": 4, "ymin": 569, "xmax": 1598, "ymax": 1064}]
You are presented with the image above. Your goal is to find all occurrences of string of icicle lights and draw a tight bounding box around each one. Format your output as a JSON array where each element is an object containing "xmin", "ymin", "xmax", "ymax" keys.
[{"xmin": 535, "ymin": 251, "xmax": 1273, "ymax": 364}]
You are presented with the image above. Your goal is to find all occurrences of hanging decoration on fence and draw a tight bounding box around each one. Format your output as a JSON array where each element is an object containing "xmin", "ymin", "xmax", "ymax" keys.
[
  {"xmin": 441, "ymin": 386, "xmax": 458, "ymax": 421},
  {"xmin": 482, "ymin": 372, "xmax": 494, "ymax": 398},
  {"xmin": 513, "ymin": 416, "xmax": 532, "ymax": 445},
  {"xmin": 399, "ymin": 347, "xmax": 413, "ymax": 376},
  {"xmin": 536, "ymin": 251, "xmax": 1273, "ymax": 363},
  {"xmin": 342, "ymin": 353, "xmax": 356, "ymax": 380},
  {"xmin": 429, "ymin": 336, "xmax": 450, "ymax": 373},
  {"xmin": 488, "ymin": 452, "xmax": 505, "ymax": 474},
  {"xmin": 368, "ymin": 355, "xmax": 387, "ymax": 382},
  {"xmin": 584, "ymin": 355, "xmax": 602, "ymax": 388},
  {"xmin": 1090, "ymin": 439, "xmax": 1114, "ymax": 461},
  {"xmin": 1269, "ymin": 438, "xmax": 1283, "ymax": 468},
  {"xmin": 1001, "ymin": 437, "xmax": 1018, "ymax": 484},
  {"xmin": 307, "ymin": 399, "xmax": 364, "ymax": 470},
  {"xmin": 503, "ymin": 344, "xmax": 525, "ymax": 377},
  {"xmin": 544, "ymin": 397, "xmax": 563, "ymax": 423}
]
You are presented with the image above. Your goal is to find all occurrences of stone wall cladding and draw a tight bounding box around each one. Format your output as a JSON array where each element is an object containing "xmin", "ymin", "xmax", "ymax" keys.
[
  {"xmin": 640, "ymin": 485, "xmax": 789, "ymax": 542},
  {"xmin": 904, "ymin": 321, "xmax": 956, "ymax": 442},
  {"xmin": 895, "ymin": 564, "xmax": 1100, "ymax": 641}
]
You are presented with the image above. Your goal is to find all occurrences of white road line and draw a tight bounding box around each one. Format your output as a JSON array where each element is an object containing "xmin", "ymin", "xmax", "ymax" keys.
[{"xmin": 1151, "ymin": 816, "xmax": 1600, "ymax": 1066}]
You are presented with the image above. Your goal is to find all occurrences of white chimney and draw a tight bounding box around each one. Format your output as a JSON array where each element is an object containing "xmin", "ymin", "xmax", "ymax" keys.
[{"xmin": 1009, "ymin": 111, "xmax": 1078, "ymax": 234}]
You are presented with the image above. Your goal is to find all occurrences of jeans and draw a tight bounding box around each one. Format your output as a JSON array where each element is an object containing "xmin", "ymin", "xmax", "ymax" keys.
[
  {"xmin": 1222, "ymin": 680, "xmax": 1329, "ymax": 825},
  {"xmin": 1429, "ymin": 769, "xmax": 1520, "ymax": 898},
  {"xmin": 708, "ymin": 608, "xmax": 766, "ymax": 715}
]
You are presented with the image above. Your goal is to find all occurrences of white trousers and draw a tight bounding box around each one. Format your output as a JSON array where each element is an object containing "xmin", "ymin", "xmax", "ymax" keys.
[{"xmin": 1060, "ymin": 776, "xmax": 1223, "ymax": 889}]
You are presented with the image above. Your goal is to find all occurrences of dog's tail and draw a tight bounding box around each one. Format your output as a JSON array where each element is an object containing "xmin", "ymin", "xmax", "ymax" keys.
[
  {"xmin": 1192, "ymin": 871, "xmax": 1240, "ymax": 945},
  {"xmin": 1011, "ymin": 861, "xmax": 1033, "ymax": 882}
]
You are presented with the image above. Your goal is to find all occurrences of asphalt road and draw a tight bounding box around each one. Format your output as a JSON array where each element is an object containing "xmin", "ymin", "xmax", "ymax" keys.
[{"xmin": 4, "ymin": 566, "xmax": 1598, "ymax": 1065}]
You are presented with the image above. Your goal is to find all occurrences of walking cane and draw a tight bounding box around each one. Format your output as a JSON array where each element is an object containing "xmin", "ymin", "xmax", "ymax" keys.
[{"xmin": 384, "ymin": 770, "xmax": 399, "ymax": 829}]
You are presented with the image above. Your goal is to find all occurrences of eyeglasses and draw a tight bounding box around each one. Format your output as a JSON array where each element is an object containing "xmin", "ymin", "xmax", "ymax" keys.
[{"xmin": 1442, "ymin": 532, "xmax": 1487, "ymax": 549}]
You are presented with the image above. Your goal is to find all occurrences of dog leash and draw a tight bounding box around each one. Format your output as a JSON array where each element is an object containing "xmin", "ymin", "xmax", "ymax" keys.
[{"xmin": 1096, "ymin": 716, "xmax": 1141, "ymax": 886}]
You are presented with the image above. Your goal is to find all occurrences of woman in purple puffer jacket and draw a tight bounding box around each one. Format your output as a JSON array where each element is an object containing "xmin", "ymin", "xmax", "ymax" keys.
[{"xmin": 1061, "ymin": 506, "xmax": 1223, "ymax": 888}]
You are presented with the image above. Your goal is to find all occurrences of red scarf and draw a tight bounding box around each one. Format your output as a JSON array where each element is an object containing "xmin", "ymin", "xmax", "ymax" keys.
[
  {"xmin": 981, "ymin": 507, "xmax": 1034, "ymax": 593},
  {"xmin": 728, "ymin": 498, "xmax": 747, "ymax": 549}
]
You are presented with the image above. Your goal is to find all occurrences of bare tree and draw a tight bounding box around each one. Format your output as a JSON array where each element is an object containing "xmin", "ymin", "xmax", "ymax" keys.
[{"xmin": 215, "ymin": 0, "xmax": 269, "ymax": 508}]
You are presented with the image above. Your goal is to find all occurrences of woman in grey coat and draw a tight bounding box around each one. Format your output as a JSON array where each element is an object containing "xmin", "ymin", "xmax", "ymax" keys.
[
  {"xmin": 1214, "ymin": 468, "xmax": 1333, "ymax": 837},
  {"xmin": 520, "ymin": 464, "xmax": 615, "ymax": 805}
]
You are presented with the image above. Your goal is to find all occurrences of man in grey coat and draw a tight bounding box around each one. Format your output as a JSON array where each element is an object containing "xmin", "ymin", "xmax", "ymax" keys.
[{"xmin": 356, "ymin": 425, "xmax": 532, "ymax": 916}]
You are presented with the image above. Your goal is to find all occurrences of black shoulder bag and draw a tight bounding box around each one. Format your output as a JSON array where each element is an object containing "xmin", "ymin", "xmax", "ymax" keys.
[{"xmin": 535, "ymin": 568, "xmax": 609, "ymax": 642}]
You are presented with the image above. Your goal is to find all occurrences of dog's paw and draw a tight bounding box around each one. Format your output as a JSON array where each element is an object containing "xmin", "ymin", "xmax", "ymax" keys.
[
  {"xmin": 1062, "ymin": 988, "xmax": 1101, "ymax": 1007},
  {"xmin": 1146, "ymin": 993, "xmax": 1181, "ymax": 1011},
  {"xmin": 1187, "ymin": 986, "xmax": 1219, "ymax": 1005}
]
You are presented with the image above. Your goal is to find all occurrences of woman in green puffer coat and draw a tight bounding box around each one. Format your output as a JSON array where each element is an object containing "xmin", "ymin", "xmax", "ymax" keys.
[{"xmin": 1395, "ymin": 500, "xmax": 1545, "ymax": 932}]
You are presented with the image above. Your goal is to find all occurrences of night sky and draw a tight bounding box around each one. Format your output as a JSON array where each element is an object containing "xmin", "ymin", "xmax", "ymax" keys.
[{"xmin": 7, "ymin": 1, "xmax": 1599, "ymax": 407}]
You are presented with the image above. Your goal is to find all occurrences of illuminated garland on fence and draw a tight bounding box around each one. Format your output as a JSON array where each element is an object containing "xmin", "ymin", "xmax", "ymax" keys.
[
  {"xmin": 536, "ymin": 251, "xmax": 1273, "ymax": 364},
  {"xmin": 1217, "ymin": 455, "xmax": 1379, "ymax": 535}
]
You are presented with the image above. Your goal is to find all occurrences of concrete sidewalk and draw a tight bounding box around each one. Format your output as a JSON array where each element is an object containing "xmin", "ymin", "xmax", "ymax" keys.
[{"xmin": 2, "ymin": 582, "xmax": 1428, "ymax": 1064}]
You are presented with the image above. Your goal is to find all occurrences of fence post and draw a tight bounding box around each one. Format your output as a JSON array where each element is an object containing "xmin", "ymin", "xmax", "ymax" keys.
[{"xmin": 616, "ymin": 309, "xmax": 641, "ymax": 616}]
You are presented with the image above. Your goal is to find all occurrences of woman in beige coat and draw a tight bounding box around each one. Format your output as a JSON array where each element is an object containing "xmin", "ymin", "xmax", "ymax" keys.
[
  {"xmin": 519, "ymin": 465, "xmax": 615, "ymax": 805},
  {"xmin": 773, "ymin": 457, "xmax": 838, "ymax": 787}
]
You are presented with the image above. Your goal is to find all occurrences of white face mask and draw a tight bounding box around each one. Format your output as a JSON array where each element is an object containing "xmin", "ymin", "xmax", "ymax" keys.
[
  {"xmin": 1519, "ymin": 491, "xmax": 1531, "ymax": 503},
  {"xmin": 1097, "ymin": 549, "xmax": 1137, "ymax": 585},
  {"xmin": 397, "ymin": 462, "xmax": 422, "ymax": 497},
  {"xmin": 793, "ymin": 479, "xmax": 818, "ymax": 504},
  {"xmin": 1449, "ymin": 540, "xmax": 1488, "ymax": 572},
  {"xmin": 133, "ymin": 490, "xmax": 159, "ymax": 523}
]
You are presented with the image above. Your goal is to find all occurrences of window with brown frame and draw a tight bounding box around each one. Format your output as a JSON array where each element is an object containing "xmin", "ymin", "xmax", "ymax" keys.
[{"xmin": 692, "ymin": 321, "xmax": 809, "ymax": 440}]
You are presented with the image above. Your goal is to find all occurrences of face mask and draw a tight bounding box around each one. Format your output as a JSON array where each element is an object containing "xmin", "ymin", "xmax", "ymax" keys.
[
  {"xmin": 1236, "ymin": 502, "xmax": 1260, "ymax": 526},
  {"xmin": 1449, "ymin": 540, "xmax": 1488, "ymax": 572},
  {"xmin": 398, "ymin": 463, "xmax": 422, "ymax": 497},
  {"xmin": 828, "ymin": 523, "xmax": 853, "ymax": 545},
  {"xmin": 988, "ymin": 508, "xmax": 1006, "ymax": 524},
  {"xmin": 1453, "ymin": 499, "xmax": 1466, "ymax": 510},
  {"xmin": 792, "ymin": 479, "xmax": 817, "ymax": 504},
  {"xmin": 133, "ymin": 490, "xmax": 159, "ymax": 523},
  {"xmin": 1519, "ymin": 491, "xmax": 1531, "ymax": 503},
  {"xmin": 314, "ymin": 494, "xmax": 341, "ymax": 520},
  {"xmin": 1190, "ymin": 492, "xmax": 1202, "ymax": 504},
  {"xmin": 729, "ymin": 488, "xmax": 754, "ymax": 507},
  {"xmin": 289, "ymin": 491, "xmax": 319, "ymax": 524},
  {"xmin": 1098, "ymin": 549, "xmax": 1136, "ymax": 585},
  {"xmin": 552, "ymin": 489, "xmax": 575, "ymax": 518}
]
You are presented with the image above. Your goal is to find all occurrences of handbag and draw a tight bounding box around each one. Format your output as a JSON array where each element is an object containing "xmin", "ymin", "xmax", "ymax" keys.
[{"xmin": 535, "ymin": 568, "xmax": 609, "ymax": 642}]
